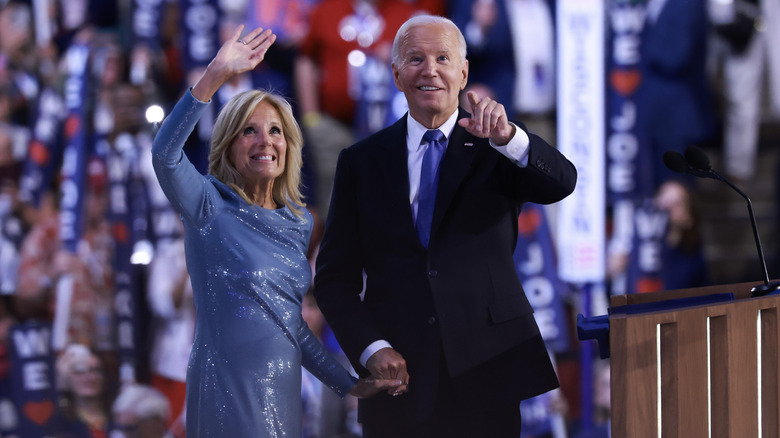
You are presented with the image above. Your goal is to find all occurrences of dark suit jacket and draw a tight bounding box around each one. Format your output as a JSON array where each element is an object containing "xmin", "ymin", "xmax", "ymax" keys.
[{"xmin": 314, "ymin": 109, "xmax": 577, "ymax": 425}]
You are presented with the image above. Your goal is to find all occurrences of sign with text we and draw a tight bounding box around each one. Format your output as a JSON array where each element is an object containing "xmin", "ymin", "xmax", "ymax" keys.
[{"xmin": 6, "ymin": 322, "xmax": 60, "ymax": 437}]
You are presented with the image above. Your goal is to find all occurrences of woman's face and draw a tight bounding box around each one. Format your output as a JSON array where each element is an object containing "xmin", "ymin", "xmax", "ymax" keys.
[
  {"xmin": 229, "ymin": 101, "xmax": 287, "ymax": 187},
  {"xmin": 656, "ymin": 182, "xmax": 692, "ymax": 228},
  {"xmin": 70, "ymin": 355, "xmax": 104, "ymax": 398}
]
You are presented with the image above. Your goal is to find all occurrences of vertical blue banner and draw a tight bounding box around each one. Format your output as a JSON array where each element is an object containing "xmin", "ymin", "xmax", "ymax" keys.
[
  {"xmin": 605, "ymin": 0, "xmax": 650, "ymax": 205},
  {"xmin": 555, "ymin": 0, "xmax": 606, "ymax": 284},
  {"xmin": 179, "ymin": 0, "xmax": 221, "ymax": 71},
  {"xmin": 605, "ymin": 0, "xmax": 653, "ymax": 298},
  {"xmin": 7, "ymin": 322, "xmax": 60, "ymax": 436},
  {"xmin": 513, "ymin": 203, "xmax": 570, "ymax": 353},
  {"xmin": 626, "ymin": 199, "xmax": 667, "ymax": 293},
  {"xmin": 59, "ymin": 43, "xmax": 92, "ymax": 253},
  {"xmin": 514, "ymin": 204, "xmax": 571, "ymax": 436},
  {"xmin": 179, "ymin": 0, "xmax": 221, "ymax": 174},
  {"xmin": 18, "ymin": 88, "xmax": 65, "ymax": 208},
  {"xmin": 106, "ymin": 134, "xmax": 149, "ymax": 383},
  {"xmin": 131, "ymin": 0, "xmax": 165, "ymax": 49}
]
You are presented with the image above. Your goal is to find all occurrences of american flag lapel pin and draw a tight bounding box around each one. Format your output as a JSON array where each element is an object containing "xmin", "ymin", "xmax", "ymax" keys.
[{"xmin": 464, "ymin": 142, "xmax": 474, "ymax": 147}]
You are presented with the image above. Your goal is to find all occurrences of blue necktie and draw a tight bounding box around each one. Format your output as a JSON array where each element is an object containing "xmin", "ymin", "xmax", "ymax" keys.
[{"xmin": 416, "ymin": 129, "xmax": 446, "ymax": 249}]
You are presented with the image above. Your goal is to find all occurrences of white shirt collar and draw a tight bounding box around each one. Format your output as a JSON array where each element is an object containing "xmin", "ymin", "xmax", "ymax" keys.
[{"xmin": 406, "ymin": 110, "xmax": 460, "ymax": 152}]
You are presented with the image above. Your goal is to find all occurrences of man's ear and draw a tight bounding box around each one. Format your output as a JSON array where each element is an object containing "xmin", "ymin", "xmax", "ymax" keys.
[
  {"xmin": 392, "ymin": 63, "xmax": 403, "ymax": 92},
  {"xmin": 460, "ymin": 59, "xmax": 469, "ymax": 90}
]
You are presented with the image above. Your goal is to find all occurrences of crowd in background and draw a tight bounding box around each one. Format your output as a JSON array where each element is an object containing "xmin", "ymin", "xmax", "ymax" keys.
[{"xmin": 0, "ymin": 0, "xmax": 777, "ymax": 437}]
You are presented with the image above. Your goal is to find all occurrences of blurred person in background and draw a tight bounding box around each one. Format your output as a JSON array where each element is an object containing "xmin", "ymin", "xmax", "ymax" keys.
[
  {"xmin": 111, "ymin": 384, "xmax": 172, "ymax": 438},
  {"xmin": 638, "ymin": 0, "xmax": 716, "ymax": 189},
  {"xmin": 709, "ymin": 0, "xmax": 780, "ymax": 182},
  {"xmin": 293, "ymin": 0, "xmax": 421, "ymax": 222},
  {"xmin": 451, "ymin": 0, "xmax": 557, "ymax": 143},
  {"xmin": 0, "ymin": 1, "xmax": 40, "ymax": 128},
  {"xmin": 654, "ymin": 179, "xmax": 711, "ymax": 290},
  {"xmin": 15, "ymin": 157, "xmax": 116, "ymax": 361},
  {"xmin": 56, "ymin": 343, "xmax": 114, "ymax": 438},
  {"xmin": 0, "ymin": 116, "xmax": 25, "ymax": 296},
  {"xmin": 146, "ymin": 234, "xmax": 192, "ymax": 437},
  {"xmin": 0, "ymin": 294, "xmax": 14, "ymax": 378}
]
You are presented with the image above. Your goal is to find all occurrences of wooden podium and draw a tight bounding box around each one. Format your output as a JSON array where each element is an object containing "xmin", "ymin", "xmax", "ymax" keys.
[{"xmin": 609, "ymin": 281, "xmax": 780, "ymax": 437}]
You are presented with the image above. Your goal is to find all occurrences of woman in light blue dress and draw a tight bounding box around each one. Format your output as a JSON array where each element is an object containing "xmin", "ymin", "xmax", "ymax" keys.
[{"xmin": 151, "ymin": 26, "xmax": 400, "ymax": 437}]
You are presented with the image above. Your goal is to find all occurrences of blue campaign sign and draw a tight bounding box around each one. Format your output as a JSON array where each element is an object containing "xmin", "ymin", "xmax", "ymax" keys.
[
  {"xmin": 131, "ymin": 0, "xmax": 165, "ymax": 49},
  {"xmin": 352, "ymin": 54, "xmax": 407, "ymax": 140},
  {"xmin": 179, "ymin": 0, "xmax": 221, "ymax": 70},
  {"xmin": 179, "ymin": 0, "xmax": 221, "ymax": 174},
  {"xmin": 513, "ymin": 204, "xmax": 570, "ymax": 353},
  {"xmin": 626, "ymin": 199, "xmax": 667, "ymax": 294},
  {"xmin": 7, "ymin": 322, "xmax": 60, "ymax": 436},
  {"xmin": 520, "ymin": 391, "xmax": 557, "ymax": 437},
  {"xmin": 18, "ymin": 88, "xmax": 65, "ymax": 208},
  {"xmin": 605, "ymin": 0, "xmax": 652, "ymax": 205},
  {"xmin": 106, "ymin": 136, "xmax": 150, "ymax": 382},
  {"xmin": 59, "ymin": 43, "xmax": 92, "ymax": 253}
]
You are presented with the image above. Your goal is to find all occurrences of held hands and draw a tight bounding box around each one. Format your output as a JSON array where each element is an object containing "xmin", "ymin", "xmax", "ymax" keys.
[
  {"xmin": 364, "ymin": 347, "xmax": 410, "ymax": 397},
  {"xmin": 348, "ymin": 346, "xmax": 409, "ymax": 398},
  {"xmin": 457, "ymin": 90, "xmax": 516, "ymax": 146},
  {"xmin": 192, "ymin": 25, "xmax": 277, "ymax": 102},
  {"xmin": 349, "ymin": 377, "xmax": 405, "ymax": 398}
]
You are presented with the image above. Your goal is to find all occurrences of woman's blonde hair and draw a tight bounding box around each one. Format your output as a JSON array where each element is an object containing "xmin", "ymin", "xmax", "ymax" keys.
[{"xmin": 208, "ymin": 90, "xmax": 306, "ymax": 217}]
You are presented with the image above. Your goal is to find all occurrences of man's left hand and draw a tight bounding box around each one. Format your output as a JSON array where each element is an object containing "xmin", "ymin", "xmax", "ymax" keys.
[{"xmin": 458, "ymin": 90, "xmax": 516, "ymax": 146}]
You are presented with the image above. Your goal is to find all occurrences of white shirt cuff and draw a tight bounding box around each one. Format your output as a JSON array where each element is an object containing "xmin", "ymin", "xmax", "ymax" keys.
[
  {"xmin": 360, "ymin": 340, "xmax": 393, "ymax": 368},
  {"xmin": 490, "ymin": 123, "xmax": 530, "ymax": 166}
]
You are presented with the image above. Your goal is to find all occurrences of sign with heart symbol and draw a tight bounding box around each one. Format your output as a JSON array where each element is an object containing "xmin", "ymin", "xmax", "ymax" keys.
[
  {"xmin": 23, "ymin": 399, "xmax": 54, "ymax": 426},
  {"xmin": 8, "ymin": 322, "xmax": 60, "ymax": 435},
  {"xmin": 609, "ymin": 69, "xmax": 642, "ymax": 97}
]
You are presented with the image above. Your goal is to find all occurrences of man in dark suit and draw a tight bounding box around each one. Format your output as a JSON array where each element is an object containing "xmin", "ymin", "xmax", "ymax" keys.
[{"xmin": 314, "ymin": 14, "xmax": 577, "ymax": 437}]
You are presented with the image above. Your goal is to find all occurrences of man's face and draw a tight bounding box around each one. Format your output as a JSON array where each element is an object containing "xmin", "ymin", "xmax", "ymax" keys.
[{"xmin": 392, "ymin": 22, "xmax": 468, "ymax": 127}]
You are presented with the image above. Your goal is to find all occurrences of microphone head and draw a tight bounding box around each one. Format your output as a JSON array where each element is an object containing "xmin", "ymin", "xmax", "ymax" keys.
[
  {"xmin": 663, "ymin": 150, "xmax": 689, "ymax": 174},
  {"xmin": 684, "ymin": 146, "xmax": 711, "ymax": 171}
]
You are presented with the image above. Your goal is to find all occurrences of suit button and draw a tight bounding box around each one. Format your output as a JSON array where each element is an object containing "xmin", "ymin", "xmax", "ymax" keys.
[
  {"xmin": 428, "ymin": 270, "xmax": 438, "ymax": 277},
  {"xmin": 427, "ymin": 317, "xmax": 436, "ymax": 325}
]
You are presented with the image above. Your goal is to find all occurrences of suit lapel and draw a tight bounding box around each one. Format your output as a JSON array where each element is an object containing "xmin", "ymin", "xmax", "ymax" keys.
[
  {"xmin": 376, "ymin": 117, "xmax": 418, "ymax": 233},
  {"xmin": 431, "ymin": 110, "xmax": 479, "ymax": 240}
]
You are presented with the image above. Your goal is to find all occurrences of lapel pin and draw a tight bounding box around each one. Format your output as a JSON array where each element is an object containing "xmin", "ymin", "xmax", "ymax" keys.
[{"xmin": 464, "ymin": 143, "xmax": 473, "ymax": 147}]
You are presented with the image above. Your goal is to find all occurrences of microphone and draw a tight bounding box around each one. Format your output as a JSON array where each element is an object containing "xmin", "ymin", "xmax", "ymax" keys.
[
  {"xmin": 664, "ymin": 146, "xmax": 780, "ymax": 296},
  {"xmin": 661, "ymin": 150, "xmax": 712, "ymax": 179},
  {"xmin": 662, "ymin": 150, "xmax": 689, "ymax": 174}
]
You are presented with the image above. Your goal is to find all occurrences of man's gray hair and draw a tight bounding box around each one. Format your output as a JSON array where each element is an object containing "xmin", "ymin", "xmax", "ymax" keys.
[{"xmin": 391, "ymin": 15, "xmax": 467, "ymax": 67}]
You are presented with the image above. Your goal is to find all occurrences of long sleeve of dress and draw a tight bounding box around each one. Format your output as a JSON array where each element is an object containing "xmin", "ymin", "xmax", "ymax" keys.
[
  {"xmin": 297, "ymin": 318, "xmax": 358, "ymax": 397},
  {"xmin": 151, "ymin": 90, "xmax": 219, "ymax": 226}
]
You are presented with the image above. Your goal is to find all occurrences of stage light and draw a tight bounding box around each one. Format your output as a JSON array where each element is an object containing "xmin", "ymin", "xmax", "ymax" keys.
[{"xmin": 145, "ymin": 105, "xmax": 164, "ymax": 125}]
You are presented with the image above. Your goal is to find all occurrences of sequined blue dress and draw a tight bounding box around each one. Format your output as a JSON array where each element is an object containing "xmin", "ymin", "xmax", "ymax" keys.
[{"xmin": 152, "ymin": 90, "xmax": 357, "ymax": 437}]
